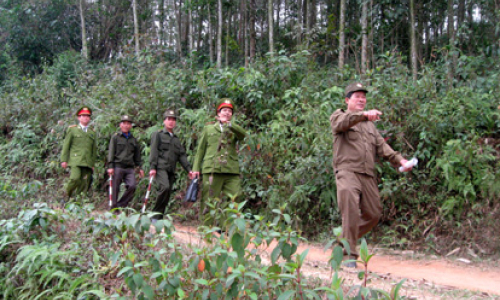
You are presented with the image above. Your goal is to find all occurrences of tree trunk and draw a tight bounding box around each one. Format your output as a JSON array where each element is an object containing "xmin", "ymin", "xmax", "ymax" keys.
[
  {"xmin": 458, "ymin": 0, "xmax": 465, "ymax": 48},
  {"xmin": 132, "ymin": 0, "xmax": 140, "ymax": 55},
  {"xmin": 244, "ymin": 0, "xmax": 249, "ymax": 67},
  {"xmin": 410, "ymin": 0, "xmax": 418, "ymax": 81},
  {"xmin": 249, "ymin": 0, "xmax": 256, "ymax": 62},
  {"xmin": 159, "ymin": 0, "xmax": 165, "ymax": 46},
  {"xmin": 338, "ymin": 0, "xmax": 346, "ymax": 71},
  {"xmin": 361, "ymin": 0, "xmax": 368, "ymax": 74},
  {"xmin": 305, "ymin": 0, "xmax": 310, "ymax": 48},
  {"xmin": 174, "ymin": 0, "xmax": 183, "ymax": 59},
  {"xmin": 225, "ymin": 10, "xmax": 229, "ymax": 67},
  {"xmin": 197, "ymin": 5, "xmax": 203, "ymax": 51},
  {"xmin": 268, "ymin": 0, "xmax": 274, "ymax": 56},
  {"xmin": 447, "ymin": 0, "xmax": 455, "ymax": 87},
  {"xmin": 188, "ymin": 3, "xmax": 193, "ymax": 54},
  {"xmin": 79, "ymin": 0, "xmax": 88, "ymax": 59},
  {"xmin": 239, "ymin": 0, "xmax": 245, "ymax": 47},
  {"xmin": 208, "ymin": 4, "xmax": 214, "ymax": 64},
  {"xmin": 297, "ymin": 0, "xmax": 302, "ymax": 45},
  {"xmin": 216, "ymin": 0, "xmax": 222, "ymax": 68}
]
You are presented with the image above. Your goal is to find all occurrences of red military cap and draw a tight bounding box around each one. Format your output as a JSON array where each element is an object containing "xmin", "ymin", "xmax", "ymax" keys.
[{"xmin": 76, "ymin": 106, "xmax": 92, "ymax": 116}]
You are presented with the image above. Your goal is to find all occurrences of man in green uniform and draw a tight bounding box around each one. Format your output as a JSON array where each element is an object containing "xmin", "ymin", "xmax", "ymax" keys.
[
  {"xmin": 191, "ymin": 98, "xmax": 247, "ymax": 227},
  {"xmin": 149, "ymin": 109, "xmax": 193, "ymax": 220},
  {"xmin": 330, "ymin": 83, "xmax": 413, "ymax": 267},
  {"xmin": 107, "ymin": 115, "xmax": 144, "ymax": 210},
  {"xmin": 61, "ymin": 107, "xmax": 97, "ymax": 202}
]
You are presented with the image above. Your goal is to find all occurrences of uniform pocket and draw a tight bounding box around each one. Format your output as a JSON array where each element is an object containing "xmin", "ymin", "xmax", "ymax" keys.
[
  {"xmin": 117, "ymin": 141, "xmax": 127, "ymax": 152},
  {"xmin": 160, "ymin": 141, "xmax": 170, "ymax": 151},
  {"xmin": 347, "ymin": 129, "xmax": 360, "ymax": 141}
]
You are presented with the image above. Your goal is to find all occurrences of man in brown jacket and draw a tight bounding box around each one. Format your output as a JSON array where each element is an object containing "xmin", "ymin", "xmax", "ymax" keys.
[{"xmin": 330, "ymin": 82, "xmax": 413, "ymax": 267}]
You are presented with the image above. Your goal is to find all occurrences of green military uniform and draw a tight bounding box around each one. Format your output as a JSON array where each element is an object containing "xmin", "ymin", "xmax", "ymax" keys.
[
  {"xmin": 149, "ymin": 110, "xmax": 191, "ymax": 219},
  {"xmin": 330, "ymin": 83, "xmax": 404, "ymax": 258},
  {"xmin": 61, "ymin": 107, "xmax": 97, "ymax": 199},
  {"xmin": 192, "ymin": 99, "xmax": 247, "ymax": 226}
]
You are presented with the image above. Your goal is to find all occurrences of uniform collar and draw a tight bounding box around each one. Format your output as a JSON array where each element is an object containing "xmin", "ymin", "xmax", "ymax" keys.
[
  {"xmin": 121, "ymin": 131, "xmax": 132, "ymax": 138},
  {"xmin": 214, "ymin": 122, "xmax": 223, "ymax": 132},
  {"xmin": 162, "ymin": 128, "xmax": 175, "ymax": 137}
]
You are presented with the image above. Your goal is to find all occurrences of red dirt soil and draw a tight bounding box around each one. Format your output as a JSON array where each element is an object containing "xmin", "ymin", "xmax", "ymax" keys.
[{"xmin": 172, "ymin": 224, "xmax": 500, "ymax": 297}]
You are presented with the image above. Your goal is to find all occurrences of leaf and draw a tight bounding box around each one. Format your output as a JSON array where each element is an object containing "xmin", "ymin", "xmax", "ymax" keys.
[
  {"xmin": 282, "ymin": 243, "xmax": 292, "ymax": 260},
  {"xmin": 277, "ymin": 290, "xmax": 295, "ymax": 300},
  {"xmin": 133, "ymin": 273, "xmax": 144, "ymax": 287},
  {"xmin": 195, "ymin": 279, "xmax": 209, "ymax": 285},
  {"xmin": 271, "ymin": 246, "xmax": 281, "ymax": 264},
  {"xmin": 142, "ymin": 284, "xmax": 154, "ymax": 299},
  {"xmin": 298, "ymin": 249, "xmax": 309, "ymax": 265},
  {"xmin": 231, "ymin": 232, "xmax": 245, "ymax": 258},
  {"xmin": 117, "ymin": 266, "xmax": 134, "ymax": 277}
]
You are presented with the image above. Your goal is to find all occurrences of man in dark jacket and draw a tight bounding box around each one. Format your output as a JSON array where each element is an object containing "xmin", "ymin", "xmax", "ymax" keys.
[
  {"xmin": 107, "ymin": 115, "xmax": 144, "ymax": 210},
  {"xmin": 149, "ymin": 109, "xmax": 193, "ymax": 220}
]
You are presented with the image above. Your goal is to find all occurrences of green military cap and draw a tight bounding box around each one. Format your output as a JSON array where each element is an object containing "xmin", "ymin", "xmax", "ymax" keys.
[
  {"xmin": 163, "ymin": 109, "xmax": 177, "ymax": 119},
  {"xmin": 120, "ymin": 115, "xmax": 133, "ymax": 123},
  {"xmin": 216, "ymin": 98, "xmax": 234, "ymax": 112},
  {"xmin": 345, "ymin": 82, "xmax": 369, "ymax": 97},
  {"xmin": 76, "ymin": 106, "xmax": 92, "ymax": 116}
]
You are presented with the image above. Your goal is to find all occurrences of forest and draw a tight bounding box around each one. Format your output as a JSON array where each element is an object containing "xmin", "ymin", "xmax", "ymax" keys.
[{"xmin": 0, "ymin": 0, "xmax": 499, "ymax": 298}]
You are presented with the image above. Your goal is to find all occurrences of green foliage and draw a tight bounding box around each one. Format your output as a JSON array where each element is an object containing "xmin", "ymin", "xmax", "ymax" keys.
[{"xmin": 1, "ymin": 48, "xmax": 500, "ymax": 259}]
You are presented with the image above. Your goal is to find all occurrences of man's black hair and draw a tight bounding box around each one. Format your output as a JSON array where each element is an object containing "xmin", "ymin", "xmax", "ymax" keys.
[{"xmin": 346, "ymin": 92, "xmax": 353, "ymax": 99}]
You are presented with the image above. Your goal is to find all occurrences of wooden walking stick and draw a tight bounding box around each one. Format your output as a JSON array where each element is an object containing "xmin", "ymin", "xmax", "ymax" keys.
[{"xmin": 141, "ymin": 176, "xmax": 155, "ymax": 213}]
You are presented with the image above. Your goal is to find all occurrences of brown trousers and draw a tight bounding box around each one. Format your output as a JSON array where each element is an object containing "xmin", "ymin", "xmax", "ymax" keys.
[{"xmin": 336, "ymin": 170, "xmax": 382, "ymax": 257}]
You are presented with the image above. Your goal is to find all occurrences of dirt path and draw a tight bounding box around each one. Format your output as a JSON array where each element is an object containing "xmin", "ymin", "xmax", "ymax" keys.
[{"xmin": 170, "ymin": 223, "xmax": 500, "ymax": 298}]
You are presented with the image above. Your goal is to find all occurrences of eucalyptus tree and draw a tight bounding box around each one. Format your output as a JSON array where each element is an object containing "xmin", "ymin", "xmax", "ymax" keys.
[
  {"xmin": 338, "ymin": 0, "xmax": 346, "ymax": 71},
  {"xmin": 361, "ymin": 0, "xmax": 368, "ymax": 74},
  {"xmin": 410, "ymin": 0, "xmax": 417, "ymax": 81},
  {"xmin": 268, "ymin": 0, "xmax": 274, "ymax": 56},
  {"xmin": 79, "ymin": 0, "xmax": 88, "ymax": 59},
  {"xmin": 133, "ymin": 0, "xmax": 140, "ymax": 55},
  {"xmin": 216, "ymin": 0, "xmax": 222, "ymax": 68}
]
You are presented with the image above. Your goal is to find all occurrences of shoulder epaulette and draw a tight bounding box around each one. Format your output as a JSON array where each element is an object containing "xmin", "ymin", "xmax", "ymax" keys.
[
  {"xmin": 206, "ymin": 122, "xmax": 216, "ymax": 125},
  {"xmin": 69, "ymin": 125, "xmax": 78, "ymax": 128}
]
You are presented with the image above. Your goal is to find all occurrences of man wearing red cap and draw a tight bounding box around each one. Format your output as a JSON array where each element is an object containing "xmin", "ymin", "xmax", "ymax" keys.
[
  {"xmin": 192, "ymin": 98, "xmax": 247, "ymax": 227},
  {"xmin": 60, "ymin": 106, "xmax": 97, "ymax": 203},
  {"xmin": 330, "ymin": 83, "xmax": 413, "ymax": 268}
]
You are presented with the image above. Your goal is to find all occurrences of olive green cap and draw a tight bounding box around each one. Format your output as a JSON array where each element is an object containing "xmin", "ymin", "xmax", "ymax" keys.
[
  {"xmin": 216, "ymin": 98, "xmax": 234, "ymax": 112},
  {"xmin": 345, "ymin": 82, "xmax": 368, "ymax": 97},
  {"xmin": 76, "ymin": 106, "xmax": 92, "ymax": 116},
  {"xmin": 120, "ymin": 115, "xmax": 133, "ymax": 123},
  {"xmin": 163, "ymin": 109, "xmax": 177, "ymax": 119}
]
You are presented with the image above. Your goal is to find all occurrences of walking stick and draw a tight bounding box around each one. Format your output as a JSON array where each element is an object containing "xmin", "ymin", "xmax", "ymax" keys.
[
  {"xmin": 108, "ymin": 174, "xmax": 113, "ymax": 209},
  {"xmin": 141, "ymin": 176, "xmax": 155, "ymax": 213}
]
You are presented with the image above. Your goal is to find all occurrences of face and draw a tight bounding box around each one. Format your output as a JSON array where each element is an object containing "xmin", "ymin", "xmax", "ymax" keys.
[
  {"xmin": 217, "ymin": 108, "xmax": 233, "ymax": 122},
  {"xmin": 78, "ymin": 114, "xmax": 91, "ymax": 126},
  {"xmin": 120, "ymin": 121, "xmax": 132, "ymax": 133},
  {"xmin": 163, "ymin": 117, "xmax": 177, "ymax": 132},
  {"xmin": 345, "ymin": 91, "xmax": 367, "ymax": 112}
]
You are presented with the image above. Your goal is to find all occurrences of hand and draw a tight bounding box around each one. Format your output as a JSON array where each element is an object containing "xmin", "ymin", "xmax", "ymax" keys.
[
  {"xmin": 190, "ymin": 171, "xmax": 200, "ymax": 179},
  {"xmin": 363, "ymin": 109, "xmax": 382, "ymax": 121},
  {"xmin": 399, "ymin": 159, "xmax": 414, "ymax": 172},
  {"xmin": 149, "ymin": 169, "xmax": 157, "ymax": 177},
  {"xmin": 139, "ymin": 169, "xmax": 145, "ymax": 178},
  {"xmin": 61, "ymin": 162, "xmax": 68, "ymax": 168},
  {"xmin": 107, "ymin": 168, "xmax": 114, "ymax": 175}
]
